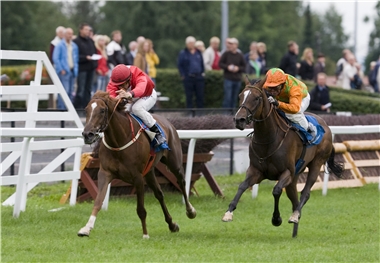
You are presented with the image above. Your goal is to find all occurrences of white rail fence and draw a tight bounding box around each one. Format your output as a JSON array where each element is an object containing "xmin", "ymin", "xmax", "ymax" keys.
[
  {"xmin": 1, "ymin": 51, "xmax": 379, "ymax": 217},
  {"xmin": 0, "ymin": 50, "xmax": 84, "ymax": 218}
]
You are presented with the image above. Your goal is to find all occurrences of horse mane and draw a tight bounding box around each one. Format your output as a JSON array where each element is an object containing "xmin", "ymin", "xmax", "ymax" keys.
[
  {"xmin": 92, "ymin": 90, "xmax": 119, "ymax": 109},
  {"xmin": 246, "ymin": 75, "xmax": 268, "ymax": 97}
]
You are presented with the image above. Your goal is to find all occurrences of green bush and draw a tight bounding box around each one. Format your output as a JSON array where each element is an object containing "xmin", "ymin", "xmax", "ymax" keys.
[{"xmin": 156, "ymin": 69, "xmax": 380, "ymax": 114}]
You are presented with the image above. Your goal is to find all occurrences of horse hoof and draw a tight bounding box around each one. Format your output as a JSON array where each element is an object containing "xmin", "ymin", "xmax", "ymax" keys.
[
  {"xmin": 170, "ymin": 223, "xmax": 180, "ymax": 233},
  {"xmin": 272, "ymin": 217, "xmax": 282, "ymax": 227},
  {"xmin": 288, "ymin": 211, "xmax": 300, "ymax": 224},
  {"xmin": 186, "ymin": 208, "xmax": 197, "ymax": 219},
  {"xmin": 222, "ymin": 211, "xmax": 233, "ymax": 222},
  {"xmin": 77, "ymin": 226, "xmax": 90, "ymax": 237},
  {"xmin": 143, "ymin": 234, "xmax": 150, "ymax": 239}
]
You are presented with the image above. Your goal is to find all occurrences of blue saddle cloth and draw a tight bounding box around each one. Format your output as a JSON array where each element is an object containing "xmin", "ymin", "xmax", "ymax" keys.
[
  {"xmin": 276, "ymin": 110, "xmax": 325, "ymax": 147},
  {"xmin": 130, "ymin": 114, "xmax": 170, "ymax": 153},
  {"xmin": 291, "ymin": 115, "xmax": 325, "ymax": 147}
]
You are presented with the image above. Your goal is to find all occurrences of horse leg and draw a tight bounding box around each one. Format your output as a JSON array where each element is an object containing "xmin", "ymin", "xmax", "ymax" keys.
[
  {"xmin": 285, "ymin": 180, "xmax": 300, "ymax": 238},
  {"xmin": 145, "ymin": 170, "xmax": 179, "ymax": 233},
  {"xmin": 134, "ymin": 177, "xmax": 149, "ymax": 239},
  {"xmin": 78, "ymin": 169, "xmax": 112, "ymax": 237},
  {"xmin": 162, "ymin": 156, "xmax": 196, "ymax": 219},
  {"xmin": 271, "ymin": 169, "xmax": 292, "ymax": 227},
  {"xmin": 222, "ymin": 165, "xmax": 263, "ymax": 222},
  {"xmin": 288, "ymin": 163, "xmax": 320, "ymax": 237}
]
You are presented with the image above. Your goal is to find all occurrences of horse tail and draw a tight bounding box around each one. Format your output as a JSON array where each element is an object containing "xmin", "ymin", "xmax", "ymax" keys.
[{"xmin": 327, "ymin": 146, "xmax": 344, "ymax": 178}]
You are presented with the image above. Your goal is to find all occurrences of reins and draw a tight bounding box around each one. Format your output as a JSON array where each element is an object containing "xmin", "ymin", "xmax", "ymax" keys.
[
  {"xmin": 240, "ymin": 85, "xmax": 291, "ymax": 163},
  {"xmin": 92, "ymin": 97, "xmax": 143, "ymax": 152}
]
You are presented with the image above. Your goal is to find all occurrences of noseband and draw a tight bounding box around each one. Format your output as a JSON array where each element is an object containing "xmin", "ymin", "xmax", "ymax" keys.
[{"xmin": 238, "ymin": 86, "xmax": 273, "ymax": 124}]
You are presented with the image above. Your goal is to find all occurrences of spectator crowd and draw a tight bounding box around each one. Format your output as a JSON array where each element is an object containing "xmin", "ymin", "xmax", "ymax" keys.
[{"xmin": 49, "ymin": 23, "xmax": 380, "ymax": 112}]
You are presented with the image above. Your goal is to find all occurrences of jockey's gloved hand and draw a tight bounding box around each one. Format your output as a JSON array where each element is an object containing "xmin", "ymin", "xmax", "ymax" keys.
[{"xmin": 268, "ymin": 96, "xmax": 279, "ymax": 107}]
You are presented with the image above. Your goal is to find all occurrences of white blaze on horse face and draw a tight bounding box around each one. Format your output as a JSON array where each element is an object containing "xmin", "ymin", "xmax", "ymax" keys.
[
  {"xmin": 88, "ymin": 102, "xmax": 97, "ymax": 124},
  {"xmin": 235, "ymin": 90, "xmax": 251, "ymax": 118}
]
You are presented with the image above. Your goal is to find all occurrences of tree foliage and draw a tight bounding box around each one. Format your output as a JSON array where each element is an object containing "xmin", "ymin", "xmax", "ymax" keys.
[
  {"xmin": 365, "ymin": 0, "xmax": 380, "ymax": 72},
  {"xmin": 1, "ymin": 1, "xmax": 351, "ymax": 69}
]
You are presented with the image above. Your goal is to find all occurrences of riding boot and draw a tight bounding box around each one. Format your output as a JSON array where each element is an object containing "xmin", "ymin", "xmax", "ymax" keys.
[
  {"xmin": 307, "ymin": 122, "xmax": 317, "ymax": 141},
  {"xmin": 149, "ymin": 124, "xmax": 167, "ymax": 145}
]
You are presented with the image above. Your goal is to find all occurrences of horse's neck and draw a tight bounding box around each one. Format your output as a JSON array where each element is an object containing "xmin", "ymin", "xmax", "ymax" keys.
[
  {"xmin": 253, "ymin": 103, "xmax": 278, "ymax": 142},
  {"xmin": 104, "ymin": 112, "xmax": 136, "ymax": 147}
]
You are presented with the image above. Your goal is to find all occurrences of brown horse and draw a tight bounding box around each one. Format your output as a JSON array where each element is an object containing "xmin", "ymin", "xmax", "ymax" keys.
[
  {"xmin": 222, "ymin": 77, "xmax": 343, "ymax": 237},
  {"xmin": 78, "ymin": 91, "xmax": 196, "ymax": 238}
]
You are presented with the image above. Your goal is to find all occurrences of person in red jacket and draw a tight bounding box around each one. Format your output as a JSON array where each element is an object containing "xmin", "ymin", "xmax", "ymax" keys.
[{"xmin": 106, "ymin": 64, "xmax": 166, "ymax": 145}]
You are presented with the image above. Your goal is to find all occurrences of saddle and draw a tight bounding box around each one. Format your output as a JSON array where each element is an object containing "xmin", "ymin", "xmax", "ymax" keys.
[
  {"xmin": 275, "ymin": 109, "xmax": 326, "ymax": 174},
  {"xmin": 130, "ymin": 114, "xmax": 170, "ymax": 153}
]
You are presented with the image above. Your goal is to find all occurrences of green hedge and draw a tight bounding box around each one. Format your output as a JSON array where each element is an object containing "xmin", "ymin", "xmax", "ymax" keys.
[{"xmin": 156, "ymin": 69, "xmax": 380, "ymax": 114}]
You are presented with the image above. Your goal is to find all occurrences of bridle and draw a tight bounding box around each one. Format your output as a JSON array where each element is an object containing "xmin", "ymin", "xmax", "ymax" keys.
[{"xmin": 237, "ymin": 85, "xmax": 274, "ymax": 124}]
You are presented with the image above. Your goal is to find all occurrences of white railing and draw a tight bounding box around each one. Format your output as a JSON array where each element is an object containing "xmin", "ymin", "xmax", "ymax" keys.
[
  {"xmin": 101, "ymin": 125, "xmax": 380, "ymax": 210},
  {"xmin": 0, "ymin": 50, "xmax": 84, "ymax": 218}
]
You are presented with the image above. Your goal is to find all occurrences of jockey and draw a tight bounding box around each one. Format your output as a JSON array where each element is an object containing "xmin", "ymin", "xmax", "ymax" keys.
[
  {"xmin": 263, "ymin": 68, "xmax": 317, "ymax": 138},
  {"xmin": 106, "ymin": 64, "xmax": 166, "ymax": 145}
]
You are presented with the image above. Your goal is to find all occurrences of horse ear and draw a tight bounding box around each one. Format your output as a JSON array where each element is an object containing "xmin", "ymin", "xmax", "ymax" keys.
[
  {"xmin": 244, "ymin": 75, "xmax": 251, "ymax": 86},
  {"xmin": 259, "ymin": 75, "xmax": 267, "ymax": 88}
]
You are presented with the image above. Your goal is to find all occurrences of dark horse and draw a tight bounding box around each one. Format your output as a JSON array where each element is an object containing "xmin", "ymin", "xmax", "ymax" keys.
[
  {"xmin": 222, "ymin": 77, "xmax": 343, "ymax": 237},
  {"xmin": 78, "ymin": 91, "xmax": 196, "ymax": 238}
]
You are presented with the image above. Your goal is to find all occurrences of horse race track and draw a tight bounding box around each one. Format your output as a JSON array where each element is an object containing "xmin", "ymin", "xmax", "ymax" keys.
[{"xmin": 1, "ymin": 174, "xmax": 379, "ymax": 262}]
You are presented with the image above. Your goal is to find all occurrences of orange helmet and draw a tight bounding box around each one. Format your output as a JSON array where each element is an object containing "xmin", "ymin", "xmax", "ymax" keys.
[
  {"xmin": 110, "ymin": 65, "xmax": 132, "ymax": 85},
  {"xmin": 264, "ymin": 68, "xmax": 286, "ymax": 87}
]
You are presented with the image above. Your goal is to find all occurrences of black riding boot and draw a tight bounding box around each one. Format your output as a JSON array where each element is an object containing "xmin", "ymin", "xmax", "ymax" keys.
[{"xmin": 149, "ymin": 124, "xmax": 167, "ymax": 145}]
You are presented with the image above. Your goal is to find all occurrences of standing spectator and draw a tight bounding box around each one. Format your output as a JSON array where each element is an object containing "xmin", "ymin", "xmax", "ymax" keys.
[
  {"xmin": 134, "ymin": 41, "xmax": 148, "ymax": 73},
  {"xmin": 244, "ymin": 41, "xmax": 258, "ymax": 63},
  {"xmin": 126, "ymin": 41, "xmax": 138, "ymax": 65},
  {"xmin": 195, "ymin": 40, "xmax": 205, "ymax": 53},
  {"xmin": 279, "ymin": 41, "xmax": 299, "ymax": 76},
  {"xmin": 313, "ymin": 53, "xmax": 325, "ymax": 82},
  {"xmin": 335, "ymin": 49, "xmax": 352, "ymax": 86},
  {"xmin": 106, "ymin": 30, "xmax": 127, "ymax": 69},
  {"xmin": 50, "ymin": 26, "xmax": 65, "ymax": 63},
  {"xmin": 203, "ymin": 36, "xmax": 221, "ymax": 71},
  {"xmin": 245, "ymin": 51, "xmax": 261, "ymax": 78},
  {"xmin": 177, "ymin": 36, "xmax": 205, "ymax": 108},
  {"xmin": 219, "ymin": 37, "xmax": 246, "ymax": 109},
  {"xmin": 52, "ymin": 27, "xmax": 78, "ymax": 110},
  {"xmin": 299, "ymin": 47, "xmax": 314, "ymax": 81},
  {"xmin": 93, "ymin": 35, "xmax": 109, "ymax": 93},
  {"xmin": 369, "ymin": 58, "xmax": 380, "ymax": 93},
  {"xmin": 145, "ymin": 39, "xmax": 160, "ymax": 84},
  {"xmin": 73, "ymin": 23, "xmax": 98, "ymax": 109},
  {"xmin": 309, "ymin": 73, "xmax": 331, "ymax": 113},
  {"xmin": 257, "ymin": 42, "xmax": 267, "ymax": 74},
  {"xmin": 137, "ymin": 36, "xmax": 146, "ymax": 45},
  {"xmin": 377, "ymin": 58, "xmax": 380, "ymax": 93},
  {"xmin": 341, "ymin": 53, "xmax": 360, "ymax": 90}
]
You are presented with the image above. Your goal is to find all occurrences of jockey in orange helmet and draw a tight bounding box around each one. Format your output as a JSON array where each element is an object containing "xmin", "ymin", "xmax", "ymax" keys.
[
  {"xmin": 106, "ymin": 64, "xmax": 166, "ymax": 145},
  {"xmin": 263, "ymin": 68, "xmax": 316, "ymax": 138}
]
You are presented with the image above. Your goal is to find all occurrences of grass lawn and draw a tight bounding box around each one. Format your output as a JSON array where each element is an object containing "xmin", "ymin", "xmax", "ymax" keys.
[{"xmin": 1, "ymin": 174, "xmax": 379, "ymax": 262}]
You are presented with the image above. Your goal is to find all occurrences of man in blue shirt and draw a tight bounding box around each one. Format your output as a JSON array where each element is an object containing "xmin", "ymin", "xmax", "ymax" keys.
[
  {"xmin": 53, "ymin": 27, "xmax": 79, "ymax": 110},
  {"xmin": 177, "ymin": 36, "xmax": 205, "ymax": 108}
]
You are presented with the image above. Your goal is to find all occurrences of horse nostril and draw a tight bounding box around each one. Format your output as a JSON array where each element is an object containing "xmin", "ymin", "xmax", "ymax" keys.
[
  {"xmin": 239, "ymin": 118, "xmax": 246, "ymax": 123},
  {"xmin": 88, "ymin": 132, "xmax": 95, "ymax": 138}
]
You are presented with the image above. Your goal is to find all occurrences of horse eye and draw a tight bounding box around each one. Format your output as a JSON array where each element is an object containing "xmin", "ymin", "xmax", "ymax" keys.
[{"xmin": 100, "ymin": 109, "xmax": 105, "ymax": 114}]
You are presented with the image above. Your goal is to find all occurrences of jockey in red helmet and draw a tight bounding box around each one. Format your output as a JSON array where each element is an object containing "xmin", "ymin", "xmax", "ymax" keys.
[
  {"xmin": 106, "ymin": 64, "xmax": 166, "ymax": 145},
  {"xmin": 263, "ymin": 68, "xmax": 316, "ymax": 138}
]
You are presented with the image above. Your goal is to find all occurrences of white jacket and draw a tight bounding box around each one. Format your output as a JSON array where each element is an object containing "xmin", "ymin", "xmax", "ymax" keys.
[{"xmin": 203, "ymin": 46, "xmax": 220, "ymax": 71}]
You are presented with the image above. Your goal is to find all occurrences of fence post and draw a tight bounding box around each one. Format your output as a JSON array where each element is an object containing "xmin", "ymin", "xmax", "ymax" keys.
[{"xmin": 184, "ymin": 138, "xmax": 197, "ymax": 203}]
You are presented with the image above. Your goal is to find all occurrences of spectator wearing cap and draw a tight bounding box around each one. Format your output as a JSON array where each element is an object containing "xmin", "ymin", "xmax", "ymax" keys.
[
  {"xmin": 73, "ymin": 23, "xmax": 98, "ymax": 109},
  {"xmin": 219, "ymin": 37, "xmax": 246, "ymax": 109},
  {"xmin": 309, "ymin": 73, "xmax": 331, "ymax": 113},
  {"xmin": 279, "ymin": 41, "xmax": 299, "ymax": 76},
  {"xmin": 203, "ymin": 36, "xmax": 221, "ymax": 71},
  {"xmin": 313, "ymin": 53, "xmax": 325, "ymax": 82},
  {"xmin": 177, "ymin": 36, "xmax": 205, "ymax": 108}
]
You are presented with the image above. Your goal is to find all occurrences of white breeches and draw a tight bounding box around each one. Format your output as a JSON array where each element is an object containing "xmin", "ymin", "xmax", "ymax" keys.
[
  {"xmin": 285, "ymin": 93, "xmax": 310, "ymax": 130},
  {"xmin": 125, "ymin": 89, "xmax": 157, "ymax": 128}
]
